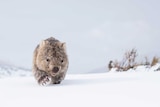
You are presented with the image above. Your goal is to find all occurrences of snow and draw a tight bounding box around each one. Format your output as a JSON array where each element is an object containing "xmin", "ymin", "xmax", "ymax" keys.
[{"xmin": 0, "ymin": 65, "xmax": 160, "ymax": 107}]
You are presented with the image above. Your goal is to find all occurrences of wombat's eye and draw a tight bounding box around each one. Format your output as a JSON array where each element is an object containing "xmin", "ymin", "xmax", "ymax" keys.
[{"xmin": 46, "ymin": 58, "xmax": 50, "ymax": 62}]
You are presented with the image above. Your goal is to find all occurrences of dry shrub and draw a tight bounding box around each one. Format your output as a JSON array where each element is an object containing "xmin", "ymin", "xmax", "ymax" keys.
[
  {"xmin": 123, "ymin": 48, "xmax": 137, "ymax": 70},
  {"xmin": 108, "ymin": 60, "xmax": 113, "ymax": 70},
  {"xmin": 151, "ymin": 56, "xmax": 159, "ymax": 66},
  {"xmin": 108, "ymin": 49, "xmax": 160, "ymax": 72},
  {"xmin": 109, "ymin": 48, "xmax": 138, "ymax": 71}
]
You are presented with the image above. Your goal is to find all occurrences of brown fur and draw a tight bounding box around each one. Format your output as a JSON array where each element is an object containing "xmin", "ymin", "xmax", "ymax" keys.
[{"xmin": 32, "ymin": 37, "xmax": 69, "ymax": 85}]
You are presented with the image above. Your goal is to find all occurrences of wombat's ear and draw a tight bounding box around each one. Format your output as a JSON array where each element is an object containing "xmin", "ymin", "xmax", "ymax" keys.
[
  {"xmin": 40, "ymin": 40, "xmax": 49, "ymax": 47},
  {"xmin": 61, "ymin": 42, "xmax": 66, "ymax": 48},
  {"xmin": 61, "ymin": 42, "xmax": 67, "ymax": 51},
  {"xmin": 57, "ymin": 42, "xmax": 66, "ymax": 49}
]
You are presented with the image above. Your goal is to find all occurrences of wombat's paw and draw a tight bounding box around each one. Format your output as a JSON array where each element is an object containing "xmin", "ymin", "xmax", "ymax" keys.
[{"xmin": 38, "ymin": 75, "xmax": 51, "ymax": 86}]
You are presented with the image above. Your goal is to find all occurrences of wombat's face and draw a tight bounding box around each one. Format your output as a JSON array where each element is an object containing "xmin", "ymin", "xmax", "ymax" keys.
[{"xmin": 36, "ymin": 40, "xmax": 68, "ymax": 76}]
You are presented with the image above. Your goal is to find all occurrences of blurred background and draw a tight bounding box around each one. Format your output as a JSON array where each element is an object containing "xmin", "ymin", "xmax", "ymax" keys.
[{"xmin": 0, "ymin": 0, "xmax": 159, "ymax": 73}]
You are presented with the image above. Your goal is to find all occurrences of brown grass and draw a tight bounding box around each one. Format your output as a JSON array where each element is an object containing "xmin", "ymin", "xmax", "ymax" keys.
[{"xmin": 151, "ymin": 56, "xmax": 159, "ymax": 66}]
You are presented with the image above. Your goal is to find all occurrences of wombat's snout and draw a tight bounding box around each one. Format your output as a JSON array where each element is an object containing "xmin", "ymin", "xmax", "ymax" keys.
[{"xmin": 52, "ymin": 67, "xmax": 59, "ymax": 73}]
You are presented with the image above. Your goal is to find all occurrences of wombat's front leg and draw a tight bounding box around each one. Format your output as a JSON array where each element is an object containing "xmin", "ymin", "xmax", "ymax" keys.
[
  {"xmin": 34, "ymin": 70, "xmax": 51, "ymax": 86},
  {"xmin": 51, "ymin": 73, "xmax": 66, "ymax": 84}
]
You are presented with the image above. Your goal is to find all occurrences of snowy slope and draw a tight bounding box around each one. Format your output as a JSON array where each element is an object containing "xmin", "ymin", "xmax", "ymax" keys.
[
  {"xmin": 0, "ymin": 64, "xmax": 31, "ymax": 77},
  {"xmin": 0, "ymin": 65, "xmax": 160, "ymax": 107}
]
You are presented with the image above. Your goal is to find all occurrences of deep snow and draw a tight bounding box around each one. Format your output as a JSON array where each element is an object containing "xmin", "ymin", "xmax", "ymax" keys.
[{"xmin": 0, "ymin": 67, "xmax": 160, "ymax": 107}]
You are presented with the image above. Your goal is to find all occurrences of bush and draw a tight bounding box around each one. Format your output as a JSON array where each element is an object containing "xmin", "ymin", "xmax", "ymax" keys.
[
  {"xmin": 108, "ymin": 60, "xmax": 113, "ymax": 70},
  {"xmin": 108, "ymin": 48, "xmax": 159, "ymax": 72},
  {"xmin": 151, "ymin": 56, "xmax": 159, "ymax": 66},
  {"xmin": 109, "ymin": 48, "xmax": 138, "ymax": 71}
]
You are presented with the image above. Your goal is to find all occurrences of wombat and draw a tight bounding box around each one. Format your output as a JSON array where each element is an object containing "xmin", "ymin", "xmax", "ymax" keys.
[{"xmin": 32, "ymin": 37, "xmax": 69, "ymax": 85}]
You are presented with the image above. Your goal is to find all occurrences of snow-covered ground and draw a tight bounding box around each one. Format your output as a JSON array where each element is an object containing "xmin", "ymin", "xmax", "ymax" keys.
[{"xmin": 0, "ymin": 64, "xmax": 160, "ymax": 107}]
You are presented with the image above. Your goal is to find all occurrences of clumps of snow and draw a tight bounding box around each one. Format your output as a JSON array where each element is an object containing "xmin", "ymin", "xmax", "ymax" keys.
[{"xmin": 0, "ymin": 64, "xmax": 31, "ymax": 78}]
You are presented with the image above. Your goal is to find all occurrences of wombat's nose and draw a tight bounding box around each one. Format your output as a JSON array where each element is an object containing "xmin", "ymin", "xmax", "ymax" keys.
[{"xmin": 52, "ymin": 67, "xmax": 59, "ymax": 73}]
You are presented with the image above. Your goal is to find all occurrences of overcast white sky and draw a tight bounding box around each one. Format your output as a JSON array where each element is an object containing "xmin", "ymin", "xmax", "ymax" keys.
[{"xmin": 0, "ymin": 0, "xmax": 159, "ymax": 73}]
